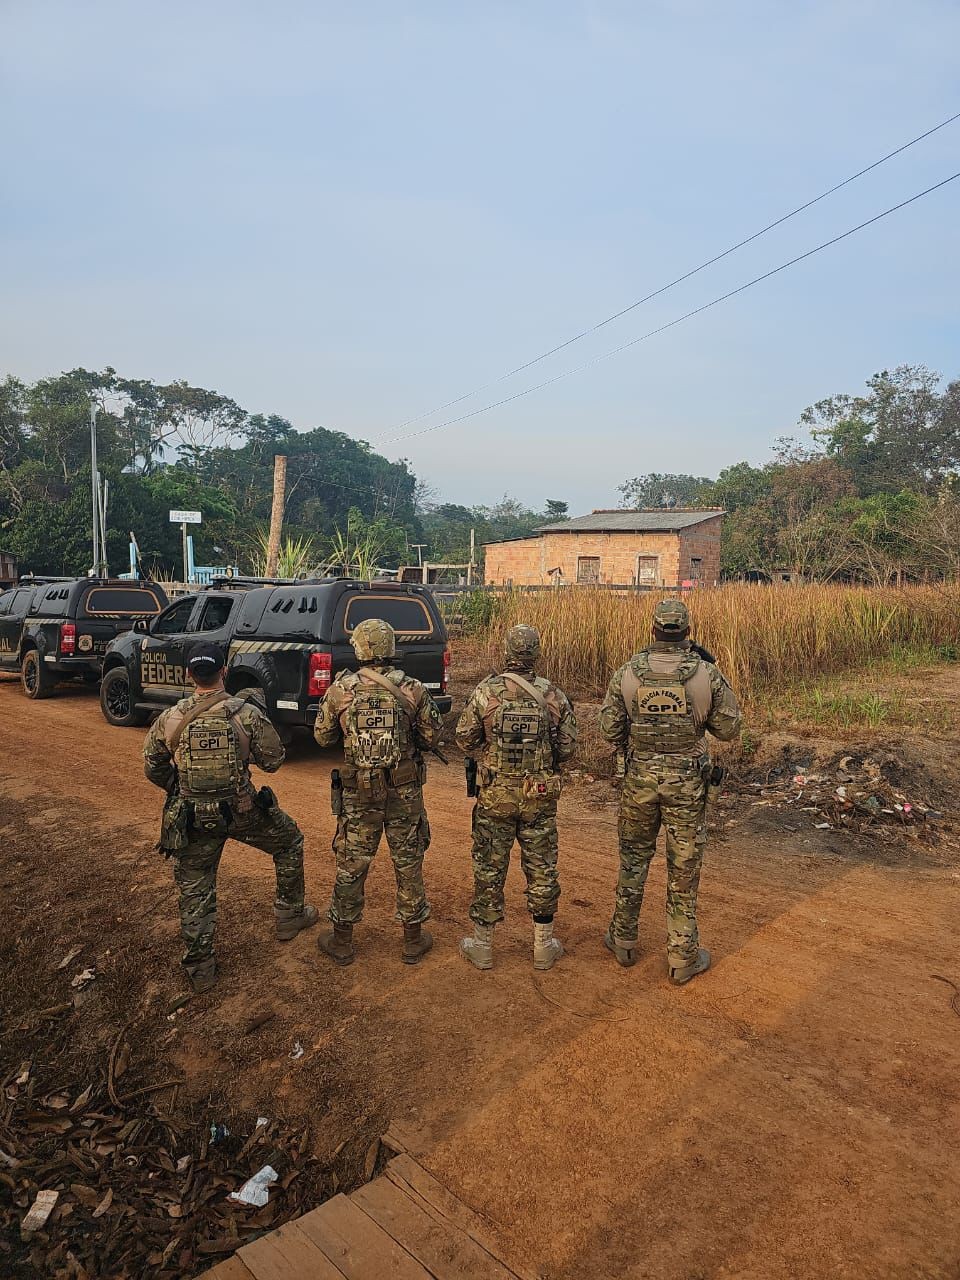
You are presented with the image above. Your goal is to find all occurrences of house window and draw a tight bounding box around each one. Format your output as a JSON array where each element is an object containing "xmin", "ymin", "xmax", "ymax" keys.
[
  {"xmin": 690, "ymin": 557, "xmax": 703, "ymax": 580},
  {"xmin": 636, "ymin": 555, "xmax": 659, "ymax": 585},
  {"xmin": 576, "ymin": 556, "xmax": 600, "ymax": 585}
]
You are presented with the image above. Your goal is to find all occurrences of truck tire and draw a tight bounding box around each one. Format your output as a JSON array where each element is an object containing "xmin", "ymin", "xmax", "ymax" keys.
[
  {"xmin": 100, "ymin": 667, "xmax": 150, "ymax": 727},
  {"xmin": 21, "ymin": 649, "xmax": 55, "ymax": 700}
]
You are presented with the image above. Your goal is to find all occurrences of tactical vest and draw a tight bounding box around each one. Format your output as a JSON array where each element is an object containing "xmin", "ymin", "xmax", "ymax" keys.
[
  {"xmin": 164, "ymin": 695, "xmax": 251, "ymax": 802},
  {"xmin": 485, "ymin": 673, "xmax": 554, "ymax": 777},
  {"xmin": 342, "ymin": 671, "xmax": 413, "ymax": 770},
  {"xmin": 621, "ymin": 649, "xmax": 712, "ymax": 757}
]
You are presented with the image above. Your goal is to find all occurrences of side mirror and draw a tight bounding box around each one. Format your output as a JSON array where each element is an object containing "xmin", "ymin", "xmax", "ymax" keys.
[{"xmin": 133, "ymin": 618, "xmax": 149, "ymax": 634}]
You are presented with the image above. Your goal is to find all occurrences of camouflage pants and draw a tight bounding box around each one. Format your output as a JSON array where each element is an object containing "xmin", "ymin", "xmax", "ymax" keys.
[
  {"xmin": 612, "ymin": 756, "xmax": 708, "ymax": 964},
  {"xmin": 469, "ymin": 780, "xmax": 560, "ymax": 925},
  {"xmin": 329, "ymin": 779, "xmax": 431, "ymax": 926},
  {"xmin": 172, "ymin": 801, "xmax": 305, "ymax": 975}
]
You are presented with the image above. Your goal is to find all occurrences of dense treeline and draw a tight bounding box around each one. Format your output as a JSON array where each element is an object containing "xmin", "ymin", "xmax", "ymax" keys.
[
  {"xmin": 0, "ymin": 368, "xmax": 559, "ymax": 576},
  {"xmin": 621, "ymin": 365, "xmax": 960, "ymax": 582},
  {"xmin": 4, "ymin": 363, "xmax": 957, "ymax": 583}
]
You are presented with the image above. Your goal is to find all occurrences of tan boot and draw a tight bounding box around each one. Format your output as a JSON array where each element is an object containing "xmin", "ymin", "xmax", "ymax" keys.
[
  {"xmin": 533, "ymin": 920, "xmax": 563, "ymax": 971},
  {"xmin": 459, "ymin": 923, "xmax": 494, "ymax": 970},
  {"xmin": 275, "ymin": 903, "xmax": 320, "ymax": 941},
  {"xmin": 402, "ymin": 923, "xmax": 433, "ymax": 965},
  {"xmin": 187, "ymin": 957, "xmax": 218, "ymax": 994},
  {"xmin": 319, "ymin": 922, "xmax": 355, "ymax": 966},
  {"xmin": 603, "ymin": 929, "xmax": 637, "ymax": 968},
  {"xmin": 669, "ymin": 947, "xmax": 711, "ymax": 986}
]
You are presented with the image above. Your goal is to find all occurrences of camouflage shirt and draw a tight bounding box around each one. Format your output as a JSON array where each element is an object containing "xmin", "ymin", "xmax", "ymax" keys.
[
  {"xmin": 599, "ymin": 641, "xmax": 742, "ymax": 757},
  {"xmin": 143, "ymin": 689, "xmax": 286, "ymax": 792},
  {"xmin": 313, "ymin": 664, "xmax": 442, "ymax": 759},
  {"xmin": 455, "ymin": 666, "xmax": 578, "ymax": 768}
]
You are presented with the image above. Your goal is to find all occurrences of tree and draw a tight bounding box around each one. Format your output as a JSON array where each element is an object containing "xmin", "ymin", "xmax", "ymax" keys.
[
  {"xmin": 542, "ymin": 499, "xmax": 569, "ymax": 522},
  {"xmin": 618, "ymin": 473, "xmax": 711, "ymax": 508},
  {"xmin": 801, "ymin": 365, "xmax": 959, "ymax": 496}
]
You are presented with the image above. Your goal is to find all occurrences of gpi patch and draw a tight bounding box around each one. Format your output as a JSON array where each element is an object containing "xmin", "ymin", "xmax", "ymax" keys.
[
  {"xmin": 636, "ymin": 683, "xmax": 688, "ymax": 716},
  {"xmin": 500, "ymin": 710, "xmax": 541, "ymax": 740}
]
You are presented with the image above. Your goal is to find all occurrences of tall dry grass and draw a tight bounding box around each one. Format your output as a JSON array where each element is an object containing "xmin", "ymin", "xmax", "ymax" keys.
[{"xmin": 463, "ymin": 584, "xmax": 960, "ymax": 705}]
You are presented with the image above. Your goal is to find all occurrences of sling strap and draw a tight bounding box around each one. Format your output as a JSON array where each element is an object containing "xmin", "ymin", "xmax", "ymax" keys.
[
  {"xmin": 358, "ymin": 666, "xmax": 419, "ymax": 719},
  {"xmin": 166, "ymin": 691, "xmax": 234, "ymax": 753},
  {"xmin": 501, "ymin": 670, "xmax": 548, "ymax": 713}
]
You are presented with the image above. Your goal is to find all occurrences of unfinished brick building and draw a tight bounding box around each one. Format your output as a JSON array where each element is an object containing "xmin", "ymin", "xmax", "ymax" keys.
[{"xmin": 483, "ymin": 510, "xmax": 724, "ymax": 587}]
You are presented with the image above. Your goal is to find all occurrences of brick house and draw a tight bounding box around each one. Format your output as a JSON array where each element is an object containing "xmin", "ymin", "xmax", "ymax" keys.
[
  {"xmin": 483, "ymin": 510, "xmax": 724, "ymax": 587},
  {"xmin": 0, "ymin": 549, "xmax": 17, "ymax": 588}
]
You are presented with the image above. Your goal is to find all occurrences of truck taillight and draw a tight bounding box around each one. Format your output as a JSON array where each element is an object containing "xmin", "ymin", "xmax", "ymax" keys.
[
  {"xmin": 308, "ymin": 651, "xmax": 332, "ymax": 698},
  {"xmin": 60, "ymin": 623, "xmax": 76, "ymax": 656},
  {"xmin": 441, "ymin": 646, "xmax": 450, "ymax": 694}
]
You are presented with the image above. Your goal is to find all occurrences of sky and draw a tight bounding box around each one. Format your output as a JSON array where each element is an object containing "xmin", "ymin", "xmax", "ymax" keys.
[{"xmin": 2, "ymin": 0, "xmax": 959, "ymax": 513}]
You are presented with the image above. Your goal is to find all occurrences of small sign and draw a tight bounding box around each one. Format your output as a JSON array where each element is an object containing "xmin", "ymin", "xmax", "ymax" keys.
[{"xmin": 169, "ymin": 510, "xmax": 201, "ymax": 524}]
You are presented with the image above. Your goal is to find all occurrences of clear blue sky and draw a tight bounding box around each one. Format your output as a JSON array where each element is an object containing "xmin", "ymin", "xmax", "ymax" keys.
[{"xmin": 2, "ymin": 1, "xmax": 958, "ymax": 512}]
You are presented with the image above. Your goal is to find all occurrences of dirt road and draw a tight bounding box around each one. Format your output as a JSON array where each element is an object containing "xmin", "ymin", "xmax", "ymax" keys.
[{"xmin": 2, "ymin": 678, "xmax": 959, "ymax": 1279}]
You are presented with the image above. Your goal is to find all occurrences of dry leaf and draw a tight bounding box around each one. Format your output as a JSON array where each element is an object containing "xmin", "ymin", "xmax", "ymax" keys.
[
  {"xmin": 92, "ymin": 1188, "xmax": 113, "ymax": 1219},
  {"xmin": 56, "ymin": 946, "xmax": 83, "ymax": 972}
]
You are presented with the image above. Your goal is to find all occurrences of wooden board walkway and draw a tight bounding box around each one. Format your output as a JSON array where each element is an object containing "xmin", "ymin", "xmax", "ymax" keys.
[{"xmin": 201, "ymin": 1148, "xmax": 537, "ymax": 1280}]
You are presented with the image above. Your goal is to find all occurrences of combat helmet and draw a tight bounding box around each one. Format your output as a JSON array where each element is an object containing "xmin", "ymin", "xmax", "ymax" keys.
[
  {"xmin": 350, "ymin": 617, "xmax": 396, "ymax": 663},
  {"xmin": 504, "ymin": 624, "xmax": 541, "ymax": 665}
]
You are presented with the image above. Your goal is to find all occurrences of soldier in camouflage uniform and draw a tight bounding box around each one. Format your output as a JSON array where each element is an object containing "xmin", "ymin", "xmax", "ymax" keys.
[
  {"xmin": 313, "ymin": 618, "xmax": 442, "ymax": 967},
  {"xmin": 143, "ymin": 642, "xmax": 318, "ymax": 993},
  {"xmin": 456, "ymin": 624, "xmax": 578, "ymax": 971},
  {"xmin": 599, "ymin": 599, "xmax": 741, "ymax": 984}
]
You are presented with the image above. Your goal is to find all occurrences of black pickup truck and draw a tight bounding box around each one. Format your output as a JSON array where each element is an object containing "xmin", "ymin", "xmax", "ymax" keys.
[
  {"xmin": 0, "ymin": 577, "xmax": 168, "ymax": 698},
  {"xmin": 99, "ymin": 576, "xmax": 452, "ymax": 730}
]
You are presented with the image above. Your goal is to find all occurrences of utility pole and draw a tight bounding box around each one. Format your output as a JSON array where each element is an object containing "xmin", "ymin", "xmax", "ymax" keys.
[
  {"xmin": 265, "ymin": 454, "xmax": 287, "ymax": 577},
  {"xmin": 90, "ymin": 404, "xmax": 100, "ymax": 576},
  {"xmin": 99, "ymin": 476, "xmax": 109, "ymax": 576},
  {"xmin": 468, "ymin": 527, "xmax": 476, "ymax": 586}
]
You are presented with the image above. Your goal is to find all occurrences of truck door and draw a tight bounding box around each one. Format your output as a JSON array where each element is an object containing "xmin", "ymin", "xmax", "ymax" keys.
[
  {"xmin": 139, "ymin": 595, "xmax": 197, "ymax": 700},
  {"xmin": 0, "ymin": 588, "xmax": 31, "ymax": 670},
  {"xmin": 185, "ymin": 593, "xmax": 238, "ymax": 654}
]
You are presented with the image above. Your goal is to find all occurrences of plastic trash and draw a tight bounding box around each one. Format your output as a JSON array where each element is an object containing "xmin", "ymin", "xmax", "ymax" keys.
[{"xmin": 229, "ymin": 1165, "xmax": 278, "ymax": 1208}]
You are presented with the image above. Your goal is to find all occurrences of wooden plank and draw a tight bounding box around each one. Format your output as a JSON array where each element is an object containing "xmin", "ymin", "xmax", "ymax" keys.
[
  {"xmin": 198, "ymin": 1257, "xmax": 258, "ymax": 1280},
  {"xmin": 354, "ymin": 1174, "xmax": 516, "ymax": 1280},
  {"xmin": 385, "ymin": 1155, "xmax": 539, "ymax": 1280},
  {"xmin": 381, "ymin": 1120, "xmax": 424, "ymax": 1157},
  {"xmin": 298, "ymin": 1193, "xmax": 432, "ymax": 1280},
  {"xmin": 237, "ymin": 1219, "xmax": 346, "ymax": 1280}
]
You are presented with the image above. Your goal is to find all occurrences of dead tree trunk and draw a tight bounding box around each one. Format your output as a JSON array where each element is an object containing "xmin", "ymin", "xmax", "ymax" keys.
[{"xmin": 266, "ymin": 454, "xmax": 287, "ymax": 578}]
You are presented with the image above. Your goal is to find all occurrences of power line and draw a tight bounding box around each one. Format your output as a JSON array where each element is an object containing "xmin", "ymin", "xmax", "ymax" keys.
[
  {"xmin": 375, "ymin": 108, "xmax": 960, "ymax": 441},
  {"xmin": 379, "ymin": 170, "xmax": 960, "ymax": 447}
]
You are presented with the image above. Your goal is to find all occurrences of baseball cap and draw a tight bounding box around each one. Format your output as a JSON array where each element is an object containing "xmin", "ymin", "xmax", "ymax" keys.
[
  {"xmin": 653, "ymin": 598, "xmax": 689, "ymax": 632},
  {"xmin": 188, "ymin": 640, "xmax": 225, "ymax": 678}
]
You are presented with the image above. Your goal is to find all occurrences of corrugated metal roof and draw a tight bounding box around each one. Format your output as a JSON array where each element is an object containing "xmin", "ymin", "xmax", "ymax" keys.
[{"xmin": 535, "ymin": 509, "xmax": 725, "ymax": 533}]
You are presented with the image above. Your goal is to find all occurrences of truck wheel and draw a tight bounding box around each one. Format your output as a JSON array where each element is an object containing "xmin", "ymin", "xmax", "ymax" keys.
[
  {"xmin": 100, "ymin": 667, "xmax": 149, "ymax": 727},
  {"xmin": 21, "ymin": 649, "xmax": 54, "ymax": 699}
]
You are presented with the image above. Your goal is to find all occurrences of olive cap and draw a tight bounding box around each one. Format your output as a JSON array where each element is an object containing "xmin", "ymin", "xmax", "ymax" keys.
[{"xmin": 653, "ymin": 598, "xmax": 689, "ymax": 632}]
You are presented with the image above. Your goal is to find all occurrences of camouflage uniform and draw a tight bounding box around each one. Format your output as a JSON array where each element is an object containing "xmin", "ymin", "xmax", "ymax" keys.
[
  {"xmin": 456, "ymin": 627, "xmax": 577, "ymax": 941},
  {"xmin": 599, "ymin": 601, "xmax": 741, "ymax": 975},
  {"xmin": 313, "ymin": 624, "xmax": 442, "ymax": 933},
  {"xmin": 143, "ymin": 687, "xmax": 308, "ymax": 985}
]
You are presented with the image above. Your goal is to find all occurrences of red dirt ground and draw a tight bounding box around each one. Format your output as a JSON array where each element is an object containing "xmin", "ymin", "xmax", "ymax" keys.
[{"xmin": 1, "ymin": 676, "xmax": 959, "ymax": 1279}]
